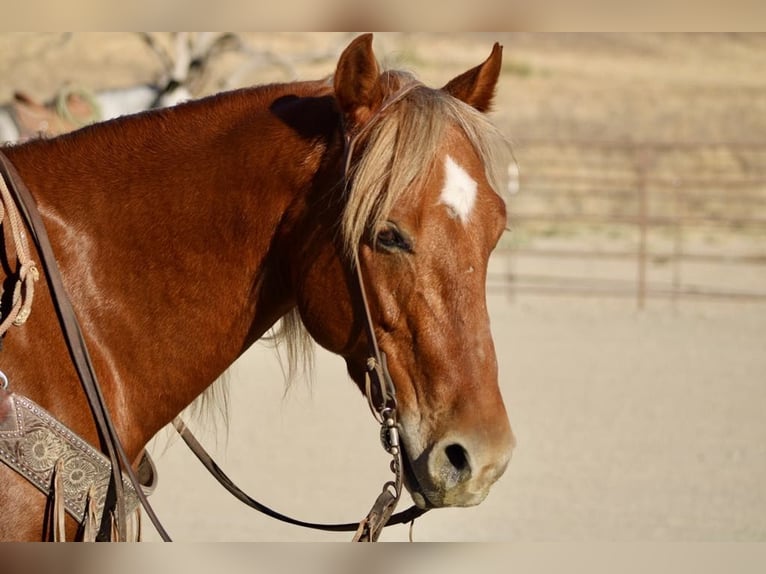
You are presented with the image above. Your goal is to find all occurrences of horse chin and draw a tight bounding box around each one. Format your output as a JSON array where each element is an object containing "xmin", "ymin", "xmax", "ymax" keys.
[{"xmin": 399, "ymin": 442, "xmax": 432, "ymax": 509}]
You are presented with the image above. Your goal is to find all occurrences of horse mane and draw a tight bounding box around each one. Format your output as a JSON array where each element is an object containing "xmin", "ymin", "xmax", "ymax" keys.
[{"xmin": 265, "ymin": 307, "xmax": 315, "ymax": 391}]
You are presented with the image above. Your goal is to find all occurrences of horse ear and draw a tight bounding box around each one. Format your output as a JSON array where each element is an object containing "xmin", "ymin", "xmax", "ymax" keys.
[
  {"xmin": 334, "ymin": 33, "xmax": 383, "ymax": 129},
  {"xmin": 442, "ymin": 42, "xmax": 503, "ymax": 113}
]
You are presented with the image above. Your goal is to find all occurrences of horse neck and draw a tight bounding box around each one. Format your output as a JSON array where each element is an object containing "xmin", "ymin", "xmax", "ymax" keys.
[{"xmin": 3, "ymin": 82, "xmax": 338, "ymax": 451}]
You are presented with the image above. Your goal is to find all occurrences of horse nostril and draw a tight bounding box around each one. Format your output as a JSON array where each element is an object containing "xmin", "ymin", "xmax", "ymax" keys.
[
  {"xmin": 428, "ymin": 440, "xmax": 475, "ymax": 492},
  {"xmin": 445, "ymin": 443, "xmax": 471, "ymax": 477}
]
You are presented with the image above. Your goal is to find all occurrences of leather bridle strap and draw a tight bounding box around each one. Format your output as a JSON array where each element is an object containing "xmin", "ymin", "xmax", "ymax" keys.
[
  {"xmin": 0, "ymin": 151, "xmax": 171, "ymax": 542},
  {"xmin": 173, "ymin": 418, "xmax": 427, "ymax": 532},
  {"xmin": 341, "ymin": 83, "xmax": 429, "ymax": 540}
]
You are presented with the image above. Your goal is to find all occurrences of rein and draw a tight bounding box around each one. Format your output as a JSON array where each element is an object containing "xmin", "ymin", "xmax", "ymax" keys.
[{"xmin": 173, "ymin": 418, "xmax": 426, "ymax": 536}]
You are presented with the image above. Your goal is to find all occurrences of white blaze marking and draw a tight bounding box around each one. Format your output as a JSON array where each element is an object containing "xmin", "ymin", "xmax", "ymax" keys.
[{"xmin": 440, "ymin": 155, "xmax": 477, "ymax": 224}]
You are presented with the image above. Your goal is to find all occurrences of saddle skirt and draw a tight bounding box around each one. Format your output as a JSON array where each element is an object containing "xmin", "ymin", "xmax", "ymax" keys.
[{"xmin": 0, "ymin": 386, "xmax": 155, "ymax": 527}]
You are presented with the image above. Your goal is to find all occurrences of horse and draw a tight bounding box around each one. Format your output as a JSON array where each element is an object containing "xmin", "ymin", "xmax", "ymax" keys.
[{"xmin": 0, "ymin": 33, "xmax": 515, "ymax": 541}]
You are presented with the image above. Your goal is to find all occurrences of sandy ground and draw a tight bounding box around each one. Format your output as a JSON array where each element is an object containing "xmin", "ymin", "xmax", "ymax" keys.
[
  {"xmin": 1, "ymin": 33, "xmax": 764, "ymax": 541},
  {"xmin": 139, "ymin": 294, "xmax": 766, "ymax": 542}
]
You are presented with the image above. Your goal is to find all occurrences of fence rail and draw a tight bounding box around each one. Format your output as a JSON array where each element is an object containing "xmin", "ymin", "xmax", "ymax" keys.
[{"xmin": 491, "ymin": 140, "xmax": 766, "ymax": 307}]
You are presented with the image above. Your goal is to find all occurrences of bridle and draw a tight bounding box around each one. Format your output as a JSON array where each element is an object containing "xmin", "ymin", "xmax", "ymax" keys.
[
  {"xmin": 0, "ymin": 83, "xmax": 428, "ymax": 541},
  {"xmin": 341, "ymin": 82, "xmax": 426, "ymax": 538}
]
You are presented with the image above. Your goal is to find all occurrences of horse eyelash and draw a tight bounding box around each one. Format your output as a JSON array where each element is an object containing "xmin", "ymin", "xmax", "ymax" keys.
[{"xmin": 376, "ymin": 224, "xmax": 413, "ymax": 253}]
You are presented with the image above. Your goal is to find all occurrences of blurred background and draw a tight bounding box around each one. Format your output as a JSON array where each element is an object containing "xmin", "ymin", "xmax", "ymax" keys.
[{"xmin": 1, "ymin": 32, "xmax": 764, "ymax": 541}]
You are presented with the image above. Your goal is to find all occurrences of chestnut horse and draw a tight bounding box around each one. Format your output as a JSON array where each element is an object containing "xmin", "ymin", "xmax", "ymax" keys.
[{"xmin": 0, "ymin": 33, "xmax": 514, "ymax": 541}]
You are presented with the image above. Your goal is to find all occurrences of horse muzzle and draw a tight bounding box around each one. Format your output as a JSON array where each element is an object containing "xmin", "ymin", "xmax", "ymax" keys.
[{"xmin": 401, "ymin": 427, "xmax": 514, "ymax": 508}]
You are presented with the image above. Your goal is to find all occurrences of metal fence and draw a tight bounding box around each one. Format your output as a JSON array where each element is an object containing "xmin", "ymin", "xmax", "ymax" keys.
[{"xmin": 489, "ymin": 140, "xmax": 766, "ymax": 308}]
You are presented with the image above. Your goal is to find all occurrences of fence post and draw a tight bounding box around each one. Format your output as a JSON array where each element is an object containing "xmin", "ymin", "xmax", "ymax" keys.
[
  {"xmin": 636, "ymin": 146, "xmax": 651, "ymax": 310},
  {"xmin": 672, "ymin": 177, "xmax": 683, "ymax": 309}
]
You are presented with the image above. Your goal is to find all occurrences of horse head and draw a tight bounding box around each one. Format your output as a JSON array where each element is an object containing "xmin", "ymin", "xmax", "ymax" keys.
[{"xmin": 290, "ymin": 34, "xmax": 515, "ymax": 509}]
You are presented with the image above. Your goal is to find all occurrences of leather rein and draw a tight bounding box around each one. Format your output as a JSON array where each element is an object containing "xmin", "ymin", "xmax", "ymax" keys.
[{"xmin": 0, "ymin": 85, "xmax": 428, "ymax": 541}]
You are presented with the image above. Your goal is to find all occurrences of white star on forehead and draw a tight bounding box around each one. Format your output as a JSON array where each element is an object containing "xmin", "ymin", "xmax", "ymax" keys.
[{"xmin": 439, "ymin": 155, "xmax": 477, "ymax": 224}]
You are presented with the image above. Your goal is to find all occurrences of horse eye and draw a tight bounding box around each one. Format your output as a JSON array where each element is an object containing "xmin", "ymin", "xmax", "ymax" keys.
[{"xmin": 376, "ymin": 225, "xmax": 412, "ymax": 253}]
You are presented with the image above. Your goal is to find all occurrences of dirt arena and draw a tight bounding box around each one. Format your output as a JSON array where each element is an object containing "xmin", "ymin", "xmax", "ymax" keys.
[{"xmin": 1, "ymin": 33, "xmax": 764, "ymax": 541}]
